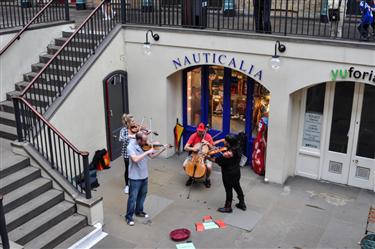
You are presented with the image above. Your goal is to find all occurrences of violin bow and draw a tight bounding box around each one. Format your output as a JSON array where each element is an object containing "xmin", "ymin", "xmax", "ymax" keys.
[{"xmin": 149, "ymin": 117, "xmax": 154, "ymax": 149}]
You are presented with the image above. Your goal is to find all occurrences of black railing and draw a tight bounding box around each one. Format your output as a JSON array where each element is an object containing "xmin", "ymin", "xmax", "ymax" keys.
[
  {"xmin": 0, "ymin": 0, "xmax": 69, "ymax": 56},
  {"xmin": 124, "ymin": 0, "xmax": 367, "ymax": 41},
  {"xmin": 0, "ymin": 0, "xmax": 69, "ymax": 30},
  {"xmin": 0, "ymin": 195, "xmax": 9, "ymax": 249},
  {"xmin": 20, "ymin": 0, "xmax": 123, "ymax": 114},
  {"xmin": 13, "ymin": 97, "xmax": 92, "ymax": 199}
]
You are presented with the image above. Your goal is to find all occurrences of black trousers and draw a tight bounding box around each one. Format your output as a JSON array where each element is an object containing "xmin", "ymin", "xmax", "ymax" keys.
[
  {"xmin": 253, "ymin": 0, "xmax": 272, "ymax": 33},
  {"xmin": 124, "ymin": 158, "xmax": 129, "ymax": 186},
  {"xmin": 222, "ymin": 173, "xmax": 244, "ymax": 203}
]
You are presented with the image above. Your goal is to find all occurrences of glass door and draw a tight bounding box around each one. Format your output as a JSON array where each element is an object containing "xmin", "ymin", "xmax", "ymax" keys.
[
  {"xmin": 348, "ymin": 84, "xmax": 375, "ymax": 190},
  {"xmin": 322, "ymin": 82, "xmax": 359, "ymax": 184}
]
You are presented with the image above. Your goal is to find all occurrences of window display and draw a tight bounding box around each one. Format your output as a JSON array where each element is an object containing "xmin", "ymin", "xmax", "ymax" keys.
[
  {"xmin": 208, "ymin": 66, "xmax": 224, "ymax": 130},
  {"xmin": 230, "ymin": 71, "xmax": 247, "ymax": 134},
  {"xmin": 187, "ymin": 68, "xmax": 202, "ymax": 126},
  {"xmin": 252, "ymin": 81, "xmax": 270, "ymax": 137}
]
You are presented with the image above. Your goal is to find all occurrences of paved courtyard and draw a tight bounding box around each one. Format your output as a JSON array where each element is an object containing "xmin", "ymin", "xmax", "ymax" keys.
[{"xmin": 92, "ymin": 153, "xmax": 375, "ymax": 249}]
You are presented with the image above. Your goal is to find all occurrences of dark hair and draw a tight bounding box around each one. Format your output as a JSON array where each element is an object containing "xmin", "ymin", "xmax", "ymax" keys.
[
  {"xmin": 135, "ymin": 132, "xmax": 144, "ymax": 141},
  {"xmin": 225, "ymin": 134, "xmax": 242, "ymax": 158}
]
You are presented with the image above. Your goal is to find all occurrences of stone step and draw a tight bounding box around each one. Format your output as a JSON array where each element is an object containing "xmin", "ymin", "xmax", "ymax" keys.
[
  {"xmin": 3, "ymin": 178, "xmax": 52, "ymax": 213},
  {"xmin": 15, "ymin": 81, "xmax": 58, "ymax": 96},
  {"xmin": 0, "ymin": 148, "xmax": 29, "ymax": 179},
  {"xmin": 9, "ymin": 201, "xmax": 76, "ymax": 245},
  {"xmin": 0, "ymin": 123, "xmax": 17, "ymax": 141},
  {"xmin": 0, "ymin": 110, "xmax": 16, "ymax": 127},
  {"xmin": 55, "ymin": 225, "xmax": 96, "ymax": 249},
  {"xmin": 55, "ymin": 36, "xmax": 97, "ymax": 48},
  {"xmin": 23, "ymin": 71, "xmax": 71, "ymax": 85},
  {"xmin": 31, "ymin": 62, "xmax": 76, "ymax": 76},
  {"xmin": 0, "ymin": 100, "xmax": 14, "ymax": 114},
  {"xmin": 0, "ymin": 166, "xmax": 40, "ymax": 195},
  {"xmin": 5, "ymin": 189, "xmax": 64, "ymax": 231},
  {"xmin": 24, "ymin": 214, "xmax": 87, "ymax": 249},
  {"xmin": 8, "ymin": 90, "xmax": 50, "ymax": 108},
  {"xmin": 47, "ymin": 44, "xmax": 91, "ymax": 58},
  {"xmin": 62, "ymin": 30, "xmax": 105, "ymax": 40},
  {"xmin": 39, "ymin": 53, "xmax": 83, "ymax": 67}
]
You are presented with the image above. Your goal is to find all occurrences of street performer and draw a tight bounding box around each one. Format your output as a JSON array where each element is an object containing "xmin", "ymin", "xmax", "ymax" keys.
[{"xmin": 183, "ymin": 123, "xmax": 214, "ymax": 188}]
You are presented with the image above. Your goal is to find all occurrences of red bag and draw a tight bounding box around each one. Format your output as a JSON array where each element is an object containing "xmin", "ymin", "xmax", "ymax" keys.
[{"xmin": 97, "ymin": 152, "xmax": 110, "ymax": 171}]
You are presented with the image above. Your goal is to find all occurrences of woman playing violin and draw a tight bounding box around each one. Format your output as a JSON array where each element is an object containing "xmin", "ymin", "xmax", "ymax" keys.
[
  {"xmin": 207, "ymin": 134, "xmax": 247, "ymax": 213},
  {"xmin": 119, "ymin": 114, "xmax": 136, "ymax": 194}
]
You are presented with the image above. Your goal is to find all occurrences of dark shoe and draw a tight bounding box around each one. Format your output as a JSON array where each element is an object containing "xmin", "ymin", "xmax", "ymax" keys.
[
  {"xmin": 205, "ymin": 179, "xmax": 211, "ymax": 188},
  {"xmin": 135, "ymin": 212, "xmax": 149, "ymax": 218},
  {"xmin": 235, "ymin": 203, "xmax": 247, "ymax": 211},
  {"xmin": 185, "ymin": 177, "xmax": 193, "ymax": 186},
  {"xmin": 218, "ymin": 206, "xmax": 233, "ymax": 213}
]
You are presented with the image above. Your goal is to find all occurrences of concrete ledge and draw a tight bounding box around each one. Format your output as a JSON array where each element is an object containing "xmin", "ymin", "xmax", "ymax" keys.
[
  {"xmin": 0, "ymin": 20, "xmax": 75, "ymax": 36},
  {"xmin": 76, "ymin": 197, "xmax": 104, "ymax": 225},
  {"xmin": 123, "ymin": 24, "xmax": 375, "ymax": 50}
]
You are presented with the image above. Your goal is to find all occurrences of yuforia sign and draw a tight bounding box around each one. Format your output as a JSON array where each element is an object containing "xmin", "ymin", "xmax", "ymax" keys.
[
  {"xmin": 331, "ymin": 67, "xmax": 375, "ymax": 84},
  {"xmin": 172, "ymin": 52, "xmax": 263, "ymax": 81}
]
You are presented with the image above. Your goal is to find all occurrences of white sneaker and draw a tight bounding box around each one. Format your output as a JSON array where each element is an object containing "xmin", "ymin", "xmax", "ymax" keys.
[
  {"xmin": 127, "ymin": 220, "xmax": 134, "ymax": 226},
  {"xmin": 123, "ymin": 186, "xmax": 129, "ymax": 194}
]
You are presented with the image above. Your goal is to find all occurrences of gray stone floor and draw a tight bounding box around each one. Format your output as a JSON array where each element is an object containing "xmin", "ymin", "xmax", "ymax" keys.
[{"xmin": 93, "ymin": 153, "xmax": 375, "ymax": 249}]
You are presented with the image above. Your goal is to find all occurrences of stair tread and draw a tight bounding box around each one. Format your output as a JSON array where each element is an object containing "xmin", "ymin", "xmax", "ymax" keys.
[
  {"xmin": 6, "ymin": 90, "xmax": 21, "ymax": 98},
  {"xmin": 1, "ymin": 167, "xmax": 39, "ymax": 190},
  {"xmin": 3, "ymin": 178, "xmax": 51, "ymax": 207},
  {"xmin": 0, "ymin": 100, "xmax": 13, "ymax": 109},
  {"xmin": 0, "ymin": 123, "xmax": 17, "ymax": 135},
  {"xmin": 24, "ymin": 214, "xmax": 87, "ymax": 249},
  {"xmin": 0, "ymin": 111, "xmax": 15, "ymax": 122},
  {"xmin": 0, "ymin": 146, "xmax": 28, "ymax": 178},
  {"xmin": 9, "ymin": 201, "xmax": 75, "ymax": 243},
  {"xmin": 55, "ymin": 225, "xmax": 96, "ymax": 249},
  {"xmin": 5, "ymin": 189, "xmax": 62, "ymax": 225}
]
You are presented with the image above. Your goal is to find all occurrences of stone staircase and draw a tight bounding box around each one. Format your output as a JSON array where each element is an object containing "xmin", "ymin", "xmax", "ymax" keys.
[
  {"xmin": 0, "ymin": 30, "xmax": 99, "ymax": 141},
  {"xmin": 0, "ymin": 29, "xmax": 103, "ymax": 248},
  {"xmin": 0, "ymin": 138, "xmax": 95, "ymax": 249}
]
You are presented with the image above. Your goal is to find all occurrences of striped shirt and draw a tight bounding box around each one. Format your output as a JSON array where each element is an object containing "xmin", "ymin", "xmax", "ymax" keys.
[{"xmin": 119, "ymin": 126, "xmax": 131, "ymax": 159}]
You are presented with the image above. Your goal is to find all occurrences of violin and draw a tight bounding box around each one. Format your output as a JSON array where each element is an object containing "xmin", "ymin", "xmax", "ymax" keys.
[
  {"xmin": 207, "ymin": 146, "xmax": 228, "ymax": 156},
  {"xmin": 142, "ymin": 143, "xmax": 173, "ymax": 151},
  {"xmin": 130, "ymin": 124, "xmax": 159, "ymax": 136}
]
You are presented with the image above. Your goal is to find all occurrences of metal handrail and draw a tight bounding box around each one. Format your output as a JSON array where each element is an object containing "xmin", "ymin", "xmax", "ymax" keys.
[
  {"xmin": 14, "ymin": 97, "xmax": 85, "ymax": 154},
  {"xmin": 13, "ymin": 97, "xmax": 91, "ymax": 199},
  {"xmin": 20, "ymin": 0, "xmax": 116, "ymax": 97},
  {"xmin": 0, "ymin": 0, "xmax": 69, "ymax": 56}
]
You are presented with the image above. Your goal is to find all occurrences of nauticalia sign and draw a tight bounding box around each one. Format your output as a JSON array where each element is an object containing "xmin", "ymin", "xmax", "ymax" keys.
[
  {"xmin": 172, "ymin": 52, "xmax": 263, "ymax": 81},
  {"xmin": 331, "ymin": 67, "xmax": 375, "ymax": 84}
]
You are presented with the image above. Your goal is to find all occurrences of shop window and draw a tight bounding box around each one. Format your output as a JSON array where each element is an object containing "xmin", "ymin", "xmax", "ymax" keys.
[
  {"xmin": 230, "ymin": 71, "xmax": 247, "ymax": 134},
  {"xmin": 208, "ymin": 66, "xmax": 224, "ymax": 130},
  {"xmin": 252, "ymin": 81, "xmax": 270, "ymax": 137},
  {"xmin": 302, "ymin": 83, "xmax": 326, "ymax": 149},
  {"xmin": 187, "ymin": 68, "xmax": 202, "ymax": 126},
  {"xmin": 356, "ymin": 85, "xmax": 375, "ymax": 159},
  {"xmin": 329, "ymin": 83, "xmax": 355, "ymax": 153}
]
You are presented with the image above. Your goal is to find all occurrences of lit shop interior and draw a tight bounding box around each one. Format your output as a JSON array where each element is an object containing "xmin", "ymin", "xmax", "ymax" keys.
[{"xmin": 182, "ymin": 65, "xmax": 270, "ymax": 162}]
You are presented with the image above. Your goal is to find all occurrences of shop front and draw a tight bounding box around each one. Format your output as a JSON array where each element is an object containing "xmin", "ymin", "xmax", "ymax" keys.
[
  {"xmin": 296, "ymin": 81, "xmax": 375, "ymax": 190},
  {"xmin": 182, "ymin": 65, "xmax": 270, "ymax": 164}
]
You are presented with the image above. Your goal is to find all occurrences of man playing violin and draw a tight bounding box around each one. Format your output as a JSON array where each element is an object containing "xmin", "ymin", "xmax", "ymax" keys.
[
  {"xmin": 125, "ymin": 132, "xmax": 168, "ymax": 226},
  {"xmin": 183, "ymin": 123, "xmax": 214, "ymax": 188}
]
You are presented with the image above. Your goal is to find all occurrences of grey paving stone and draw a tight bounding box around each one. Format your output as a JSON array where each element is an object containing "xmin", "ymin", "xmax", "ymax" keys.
[
  {"xmin": 318, "ymin": 218, "xmax": 363, "ymax": 249},
  {"xmin": 280, "ymin": 221, "xmax": 325, "ymax": 249}
]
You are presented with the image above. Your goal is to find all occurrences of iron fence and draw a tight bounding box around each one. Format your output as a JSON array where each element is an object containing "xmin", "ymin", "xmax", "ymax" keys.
[
  {"xmin": 124, "ymin": 0, "xmax": 369, "ymax": 41},
  {"xmin": 13, "ymin": 97, "xmax": 92, "ymax": 199},
  {"xmin": 0, "ymin": 0, "xmax": 69, "ymax": 30}
]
